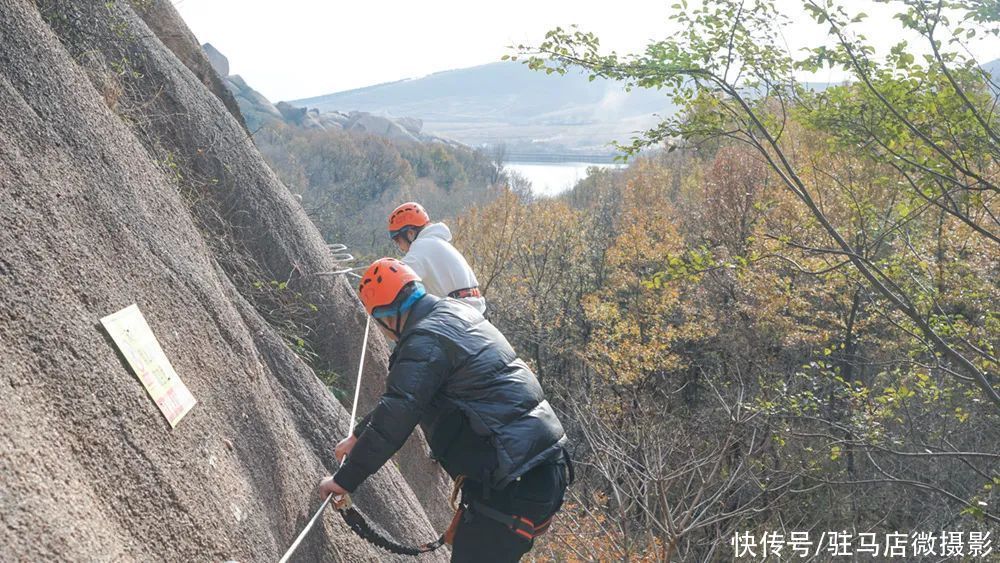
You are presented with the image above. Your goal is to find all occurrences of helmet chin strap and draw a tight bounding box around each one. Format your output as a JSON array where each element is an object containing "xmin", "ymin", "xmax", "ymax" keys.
[{"xmin": 375, "ymin": 305, "xmax": 404, "ymax": 339}]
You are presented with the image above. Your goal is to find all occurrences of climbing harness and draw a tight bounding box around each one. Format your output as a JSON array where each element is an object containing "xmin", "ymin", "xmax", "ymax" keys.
[{"xmin": 468, "ymin": 501, "xmax": 553, "ymax": 541}]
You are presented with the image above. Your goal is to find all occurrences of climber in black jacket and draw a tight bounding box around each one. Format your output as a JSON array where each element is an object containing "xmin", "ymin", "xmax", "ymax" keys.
[{"xmin": 318, "ymin": 257, "xmax": 570, "ymax": 562}]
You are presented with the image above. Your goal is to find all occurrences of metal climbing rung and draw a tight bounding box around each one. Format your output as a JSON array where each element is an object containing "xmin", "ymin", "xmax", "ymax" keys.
[
  {"xmin": 326, "ymin": 243, "xmax": 354, "ymax": 263},
  {"xmin": 315, "ymin": 243, "xmax": 363, "ymax": 278}
]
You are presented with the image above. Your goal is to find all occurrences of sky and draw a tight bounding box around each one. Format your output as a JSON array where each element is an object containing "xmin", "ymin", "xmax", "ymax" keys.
[
  {"xmin": 173, "ymin": 0, "xmax": 997, "ymax": 103},
  {"xmin": 174, "ymin": 0, "xmax": 677, "ymax": 101}
]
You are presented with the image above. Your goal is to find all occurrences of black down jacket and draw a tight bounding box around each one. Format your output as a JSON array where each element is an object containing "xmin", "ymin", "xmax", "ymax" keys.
[{"xmin": 333, "ymin": 294, "xmax": 567, "ymax": 492}]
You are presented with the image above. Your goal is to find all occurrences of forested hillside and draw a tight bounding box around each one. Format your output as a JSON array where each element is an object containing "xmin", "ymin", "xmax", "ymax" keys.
[
  {"xmin": 256, "ymin": 123, "xmax": 502, "ymax": 255},
  {"xmin": 5, "ymin": 0, "xmax": 994, "ymax": 560},
  {"xmin": 191, "ymin": 45, "xmax": 506, "ymax": 257}
]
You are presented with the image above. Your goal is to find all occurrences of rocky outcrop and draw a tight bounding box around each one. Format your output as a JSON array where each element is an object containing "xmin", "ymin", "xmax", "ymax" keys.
[
  {"xmin": 203, "ymin": 42, "xmax": 229, "ymax": 77},
  {"xmin": 0, "ymin": 0, "xmax": 451, "ymax": 559},
  {"xmin": 276, "ymin": 100, "xmax": 326, "ymax": 130},
  {"xmin": 345, "ymin": 111, "xmax": 421, "ymax": 142},
  {"xmin": 397, "ymin": 116, "xmax": 424, "ymax": 136},
  {"xmin": 312, "ymin": 108, "xmax": 350, "ymax": 130},
  {"xmin": 226, "ymin": 74, "xmax": 284, "ymax": 129}
]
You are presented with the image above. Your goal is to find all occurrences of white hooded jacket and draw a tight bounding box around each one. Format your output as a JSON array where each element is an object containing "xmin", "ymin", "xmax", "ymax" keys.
[{"xmin": 402, "ymin": 222, "xmax": 486, "ymax": 314}]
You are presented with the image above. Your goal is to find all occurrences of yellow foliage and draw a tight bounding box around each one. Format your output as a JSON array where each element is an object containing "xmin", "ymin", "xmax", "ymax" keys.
[{"xmin": 582, "ymin": 161, "xmax": 710, "ymax": 385}]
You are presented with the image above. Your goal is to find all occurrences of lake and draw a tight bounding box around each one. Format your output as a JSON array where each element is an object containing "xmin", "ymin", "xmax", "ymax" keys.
[{"xmin": 506, "ymin": 162, "xmax": 622, "ymax": 197}]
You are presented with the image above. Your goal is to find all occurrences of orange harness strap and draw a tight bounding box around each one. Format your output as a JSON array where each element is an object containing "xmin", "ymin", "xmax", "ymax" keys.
[
  {"xmin": 471, "ymin": 500, "xmax": 555, "ymax": 541},
  {"xmin": 448, "ymin": 287, "xmax": 482, "ymax": 299}
]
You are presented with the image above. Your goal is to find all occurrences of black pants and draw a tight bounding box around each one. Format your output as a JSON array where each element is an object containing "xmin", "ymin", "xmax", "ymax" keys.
[{"xmin": 450, "ymin": 462, "xmax": 568, "ymax": 563}]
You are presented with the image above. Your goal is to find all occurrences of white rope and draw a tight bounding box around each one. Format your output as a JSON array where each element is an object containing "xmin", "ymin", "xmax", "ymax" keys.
[
  {"xmin": 348, "ymin": 316, "xmax": 371, "ymax": 437},
  {"xmin": 277, "ymin": 493, "xmax": 334, "ymax": 563},
  {"xmin": 277, "ymin": 287, "xmax": 372, "ymax": 562}
]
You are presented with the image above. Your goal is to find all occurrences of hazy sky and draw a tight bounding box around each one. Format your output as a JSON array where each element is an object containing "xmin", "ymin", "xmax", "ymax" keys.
[{"xmin": 173, "ymin": 0, "xmax": 996, "ymax": 102}]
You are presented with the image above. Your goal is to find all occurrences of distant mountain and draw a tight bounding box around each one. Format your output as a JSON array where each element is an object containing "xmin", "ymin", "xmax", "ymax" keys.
[
  {"xmin": 294, "ymin": 62, "xmax": 674, "ymax": 157},
  {"xmin": 293, "ymin": 58, "xmax": 1000, "ymax": 159}
]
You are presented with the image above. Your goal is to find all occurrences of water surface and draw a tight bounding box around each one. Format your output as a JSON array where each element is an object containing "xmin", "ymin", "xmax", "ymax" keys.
[{"xmin": 506, "ymin": 162, "xmax": 621, "ymax": 197}]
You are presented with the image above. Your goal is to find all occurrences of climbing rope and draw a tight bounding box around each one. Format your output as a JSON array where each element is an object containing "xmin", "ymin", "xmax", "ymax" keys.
[
  {"xmin": 347, "ymin": 316, "xmax": 370, "ymax": 437},
  {"xmin": 277, "ymin": 493, "xmax": 335, "ymax": 563},
  {"xmin": 276, "ymin": 311, "xmax": 448, "ymax": 560},
  {"xmin": 277, "ymin": 244, "xmax": 366, "ymax": 563}
]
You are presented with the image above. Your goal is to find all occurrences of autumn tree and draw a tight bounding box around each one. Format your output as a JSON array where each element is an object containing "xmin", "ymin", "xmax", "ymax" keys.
[{"xmin": 512, "ymin": 0, "xmax": 1000, "ymax": 411}]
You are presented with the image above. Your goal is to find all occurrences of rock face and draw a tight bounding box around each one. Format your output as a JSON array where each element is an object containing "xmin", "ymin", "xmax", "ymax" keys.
[
  {"xmin": 137, "ymin": 3, "xmax": 244, "ymax": 128},
  {"xmin": 0, "ymin": 0, "xmax": 450, "ymax": 560},
  {"xmin": 203, "ymin": 42, "xmax": 229, "ymax": 77}
]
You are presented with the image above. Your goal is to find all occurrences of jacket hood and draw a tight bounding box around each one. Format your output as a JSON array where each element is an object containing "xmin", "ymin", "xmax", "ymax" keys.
[{"xmin": 418, "ymin": 222, "xmax": 452, "ymax": 242}]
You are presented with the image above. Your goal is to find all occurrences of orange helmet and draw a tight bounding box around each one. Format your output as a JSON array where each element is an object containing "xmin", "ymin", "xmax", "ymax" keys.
[
  {"xmin": 388, "ymin": 202, "xmax": 430, "ymax": 238},
  {"xmin": 357, "ymin": 258, "xmax": 424, "ymax": 317}
]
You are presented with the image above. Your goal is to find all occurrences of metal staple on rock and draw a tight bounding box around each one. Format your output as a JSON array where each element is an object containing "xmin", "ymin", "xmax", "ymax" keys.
[{"xmin": 315, "ymin": 244, "xmax": 366, "ymax": 279}]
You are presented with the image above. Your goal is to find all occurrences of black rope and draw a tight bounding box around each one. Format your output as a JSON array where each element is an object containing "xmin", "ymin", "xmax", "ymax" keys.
[{"xmin": 339, "ymin": 507, "xmax": 446, "ymax": 556}]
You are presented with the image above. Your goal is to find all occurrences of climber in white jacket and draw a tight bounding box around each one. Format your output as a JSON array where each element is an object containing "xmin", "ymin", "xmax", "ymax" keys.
[{"xmin": 387, "ymin": 202, "xmax": 487, "ymax": 314}]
